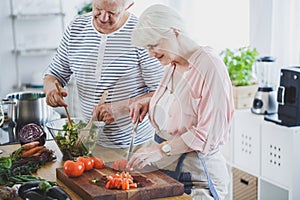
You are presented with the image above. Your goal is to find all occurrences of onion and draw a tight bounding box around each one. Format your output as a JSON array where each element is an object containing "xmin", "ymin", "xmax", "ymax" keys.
[{"xmin": 19, "ymin": 123, "xmax": 46, "ymax": 145}]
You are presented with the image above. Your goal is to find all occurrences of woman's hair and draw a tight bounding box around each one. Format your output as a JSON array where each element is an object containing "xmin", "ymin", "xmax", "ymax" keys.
[{"xmin": 132, "ymin": 4, "xmax": 186, "ymax": 48}]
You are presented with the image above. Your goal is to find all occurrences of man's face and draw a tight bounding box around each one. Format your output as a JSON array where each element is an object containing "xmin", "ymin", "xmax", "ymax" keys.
[{"xmin": 92, "ymin": 0, "xmax": 126, "ymax": 33}]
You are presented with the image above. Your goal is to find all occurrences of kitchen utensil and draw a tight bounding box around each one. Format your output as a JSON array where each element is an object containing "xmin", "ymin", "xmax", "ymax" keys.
[
  {"xmin": 251, "ymin": 56, "xmax": 278, "ymax": 115},
  {"xmin": 54, "ymin": 80, "xmax": 73, "ymax": 128},
  {"xmin": 3, "ymin": 91, "xmax": 52, "ymax": 143},
  {"xmin": 46, "ymin": 117, "xmax": 105, "ymax": 160},
  {"xmin": 76, "ymin": 90, "xmax": 108, "ymax": 146},
  {"xmin": 126, "ymin": 112, "xmax": 140, "ymax": 161}
]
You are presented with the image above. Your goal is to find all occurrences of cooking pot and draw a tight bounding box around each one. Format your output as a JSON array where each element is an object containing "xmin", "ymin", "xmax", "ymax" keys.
[{"xmin": 1, "ymin": 91, "xmax": 53, "ymax": 141}]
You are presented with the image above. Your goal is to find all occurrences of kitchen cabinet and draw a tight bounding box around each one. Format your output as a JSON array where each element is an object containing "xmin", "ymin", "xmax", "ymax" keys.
[
  {"xmin": 222, "ymin": 109, "xmax": 300, "ymax": 200},
  {"xmin": 9, "ymin": 0, "xmax": 65, "ymax": 89}
]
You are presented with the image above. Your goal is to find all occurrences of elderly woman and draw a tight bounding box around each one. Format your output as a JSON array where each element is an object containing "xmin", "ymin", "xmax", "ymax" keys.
[{"xmin": 127, "ymin": 4, "xmax": 234, "ymax": 200}]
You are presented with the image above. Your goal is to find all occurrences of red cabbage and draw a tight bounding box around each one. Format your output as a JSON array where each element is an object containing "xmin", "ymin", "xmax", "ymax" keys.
[{"xmin": 19, "ymin": 123, "xmax": 46, "ymax": 145}]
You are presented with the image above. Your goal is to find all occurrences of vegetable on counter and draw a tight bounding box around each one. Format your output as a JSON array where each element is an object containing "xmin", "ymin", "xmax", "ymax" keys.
[
  {"xmin": 104, "ymin": 171, "xmax": 137, "ymax": 190},
  {"xmin": 19, "ymin": 123, "xmax": 46, "ymax": 146},
  {"xmin": 77, "ymin": 156, "xmax": 94, "ymax": 171},
  {"xmin": 92, "ymin": 157, "xmax": 105, "ymax": 169},
  {"xmin": 0, "ymin": 157, "xmax": 12, "ymax": 169},
  {"xmin": 20, "ymin": 145, "xmax": 45, "ymax": 158},
  {"xmin": 0, "ymin": 140, "xmax": 56, "ymax": 187},
  {"xmin": 18, "ymin": 181, "xmax": 72, "ymax": 200},
  {"xmin": 63, "ymin": 160, "xmax": 85, "ymax": 178},
  {"xmin": 112, "ymin": 159, "xmax": 129, "ymax": 171}
]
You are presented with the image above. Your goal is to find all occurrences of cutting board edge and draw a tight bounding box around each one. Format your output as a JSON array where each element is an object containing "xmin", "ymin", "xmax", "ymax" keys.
[{"xmin": 56, "ymin": 167, "xmax": 185, "ymax": 200}]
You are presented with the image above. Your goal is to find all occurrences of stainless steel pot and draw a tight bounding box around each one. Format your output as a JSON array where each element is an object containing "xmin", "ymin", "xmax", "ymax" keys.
[
  {"xmin": 1, "ymin": 91, "xmax": 53, "ymax": 142},
  {"xmin": 5, "ymin": 91, "xmax": 52, "ymax": 126}
]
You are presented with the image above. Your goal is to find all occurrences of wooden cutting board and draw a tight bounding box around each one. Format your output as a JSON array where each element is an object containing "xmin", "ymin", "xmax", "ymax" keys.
[{"xmin": 56, "ymin": 166, "xmax": 184, "ymax": 200}]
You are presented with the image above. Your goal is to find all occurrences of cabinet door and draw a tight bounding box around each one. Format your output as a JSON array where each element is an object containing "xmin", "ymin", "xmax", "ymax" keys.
[
  {"xmin": 261, "ymin": 122, "xmax": 294, "ymax": 188},
  {"xmin": 233, "ymin": 110, "xmax": 262, "ymax": 175}
]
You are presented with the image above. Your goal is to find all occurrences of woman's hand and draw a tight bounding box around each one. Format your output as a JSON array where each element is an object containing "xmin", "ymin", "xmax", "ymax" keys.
[
  {"xmin": 129, "ymin": 97, "xmax": 151, "ymax": 124},
  {"xmin": 127, "ymin": 144, "xmax": 164, "ymax": 170}
]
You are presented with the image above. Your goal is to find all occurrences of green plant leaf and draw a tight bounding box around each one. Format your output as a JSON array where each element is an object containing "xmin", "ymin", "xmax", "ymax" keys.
[{"xmin": 220, "ymin": 46, "xmax": 259, "ymax": 86}]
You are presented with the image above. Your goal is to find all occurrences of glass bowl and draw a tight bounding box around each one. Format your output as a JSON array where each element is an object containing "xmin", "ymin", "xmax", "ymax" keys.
[{"xmin": 45, "ymin": 118, "xmax": 105, "ymax": 160}]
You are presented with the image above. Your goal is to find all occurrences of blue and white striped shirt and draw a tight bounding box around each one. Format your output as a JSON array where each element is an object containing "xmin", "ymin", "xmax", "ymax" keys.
[{"xmin": 45, "ymin": 13, "xmax": 164, "ymax": 147}]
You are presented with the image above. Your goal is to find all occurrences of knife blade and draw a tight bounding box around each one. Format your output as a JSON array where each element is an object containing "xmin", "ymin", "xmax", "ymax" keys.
[{"xmin": 126, "ymin": 113, "xmax": 140, "ymax": 161}]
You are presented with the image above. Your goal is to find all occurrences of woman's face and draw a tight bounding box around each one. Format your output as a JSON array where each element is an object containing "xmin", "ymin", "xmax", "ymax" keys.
[
  {"xmin": 92, "ymin": 0, "xmax": 126, "ymax": 33},
  {"xmin": 146, "ymin": 32, "xmax": 179, "ymax": 66}
]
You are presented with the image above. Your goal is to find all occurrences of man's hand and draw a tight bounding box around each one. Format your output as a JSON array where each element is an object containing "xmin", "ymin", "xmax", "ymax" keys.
[
  {"xmin": 92, "ymin": 103, "xmax": 116, "ymax": 124},
  {"xmin": 43, "ymin": 75, "xmax": 68, "ymax": 107}
]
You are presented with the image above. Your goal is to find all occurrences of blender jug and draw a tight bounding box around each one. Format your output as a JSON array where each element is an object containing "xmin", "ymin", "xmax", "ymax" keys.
[{"xmin": 251, "ymin": 56, "xmax": 278, "ymax": 114}]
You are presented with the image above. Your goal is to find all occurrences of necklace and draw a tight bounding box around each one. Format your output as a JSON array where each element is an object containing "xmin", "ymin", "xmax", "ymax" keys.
[{"xmin": 169, "ymin": 65, "xmax": 176, "ymax": 94}]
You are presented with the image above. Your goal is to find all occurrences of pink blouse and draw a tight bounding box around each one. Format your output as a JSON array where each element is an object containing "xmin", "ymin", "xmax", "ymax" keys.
[{"xmin": 149, "ymin": 46, "xmax": 235, "ymax": 155}]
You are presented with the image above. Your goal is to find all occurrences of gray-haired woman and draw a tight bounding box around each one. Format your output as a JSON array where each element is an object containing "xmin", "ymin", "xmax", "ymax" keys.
[{"xmin": 128, "ymin": 4, "xmax": 234, "ymax": 200}]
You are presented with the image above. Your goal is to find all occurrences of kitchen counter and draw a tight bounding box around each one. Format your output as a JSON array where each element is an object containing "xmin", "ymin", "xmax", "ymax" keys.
[{"xmin": 0, "ymin": 140, "xmax": 192, "ymax": 200}]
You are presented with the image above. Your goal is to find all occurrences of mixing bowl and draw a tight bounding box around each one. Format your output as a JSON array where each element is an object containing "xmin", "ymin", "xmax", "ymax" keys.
[{"xmin": 45, "ymin": 118, "xmax": 105, "ymax": 160}]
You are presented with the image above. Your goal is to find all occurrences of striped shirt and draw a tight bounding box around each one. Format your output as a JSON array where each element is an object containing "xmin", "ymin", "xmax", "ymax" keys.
[{"xmin": 45, "ymin": 13, "xmax": 164, "ymax": 147}]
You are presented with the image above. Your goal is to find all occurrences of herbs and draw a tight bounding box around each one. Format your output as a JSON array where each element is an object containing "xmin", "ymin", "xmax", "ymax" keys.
[
  {"xmin": 221, "ymin": 46, "xmax": 259, "ymax": 86},
  {"xmin": 0, "ymin": 148, "xmax": 56, "ymax": 186}
]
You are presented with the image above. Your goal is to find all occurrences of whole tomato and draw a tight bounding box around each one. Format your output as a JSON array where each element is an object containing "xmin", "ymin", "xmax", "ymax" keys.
[
  {"xmin": 77, "ymin": 156, "xmax": 94, "ymax": 171},
  {"xmin": 93, "ymin": 157, "xmax": 105, "ymax": 169},
  {"xmin": 64, "ymin": 160, "xmax": 85, "ymax": 177}
]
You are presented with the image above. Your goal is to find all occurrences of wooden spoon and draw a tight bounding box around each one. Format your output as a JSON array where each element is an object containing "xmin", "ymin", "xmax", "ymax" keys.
[{"xmin": 54, "ymin": 80, "xmax": 73, "ymax": 128}]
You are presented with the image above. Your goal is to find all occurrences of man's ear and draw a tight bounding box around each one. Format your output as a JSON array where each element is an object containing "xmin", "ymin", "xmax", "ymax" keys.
[{"xmin": 125, "ymin": 2, "xmax": 134, "ymax": 10}]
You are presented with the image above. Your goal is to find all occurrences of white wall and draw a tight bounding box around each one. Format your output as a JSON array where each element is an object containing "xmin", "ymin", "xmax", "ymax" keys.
[{"xmin": 0, "ymin": 0, "xmax": 249, "ymax": 99}]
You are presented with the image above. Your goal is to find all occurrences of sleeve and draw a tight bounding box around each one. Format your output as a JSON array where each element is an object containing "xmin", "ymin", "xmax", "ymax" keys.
[
  {"xmin": 43, "ymin": 23, "xmax": 73, "ymax": 87},
  {"xmin": 137, "ymin": 47, "xmax": 164, "ymax": 92},
  {"xmin": 180, "ymin": 54, "xmax": 234, "ymax": 155}
]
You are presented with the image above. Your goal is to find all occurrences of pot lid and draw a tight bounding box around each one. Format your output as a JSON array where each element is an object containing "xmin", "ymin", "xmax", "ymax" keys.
[{"xmin": 6, "ymin": 91, "xmax": 45, "ymax": 100}]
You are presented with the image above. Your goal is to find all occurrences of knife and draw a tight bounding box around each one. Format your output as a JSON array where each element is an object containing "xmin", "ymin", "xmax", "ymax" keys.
[{"xmin": 126, "ymin": 112, "xmax": 140, "ymax": 161}]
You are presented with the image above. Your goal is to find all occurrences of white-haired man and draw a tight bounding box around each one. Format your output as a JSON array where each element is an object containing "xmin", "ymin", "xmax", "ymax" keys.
[{"xmin": 43, "ymin": 0, "xmax": 163, "ymax": 160}]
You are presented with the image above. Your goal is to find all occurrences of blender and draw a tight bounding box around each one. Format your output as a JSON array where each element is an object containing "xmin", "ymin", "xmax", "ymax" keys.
[{"xmin": 251, "ymin": 56, "xmax": 278, "ymax": 115}]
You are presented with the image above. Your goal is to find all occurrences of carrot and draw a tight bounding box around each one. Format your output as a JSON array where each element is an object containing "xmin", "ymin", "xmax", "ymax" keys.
[
  {"xmin": 31, "ymin": 149, "xmax": 44, "ymax": 157},
  {"xmin": 21, "ymin": 146, "xmax": 45, "ymax": 157},
  {"xmin": 21, "ymin": 141, "xmax": 39, "ymax": 150}
]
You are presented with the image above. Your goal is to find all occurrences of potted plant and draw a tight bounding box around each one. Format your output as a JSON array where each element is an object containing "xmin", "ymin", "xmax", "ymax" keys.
[{"xmin": 221, "ymin": 46, "xmax": 259, "ymax": 108}]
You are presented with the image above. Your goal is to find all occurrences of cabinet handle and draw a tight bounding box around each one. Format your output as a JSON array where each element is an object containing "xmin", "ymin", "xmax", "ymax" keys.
[
  {"xmin": 240, "ymin": 178, "xmax": 249, "ymax": 185},
  {"xmin": 277, "ymin": 86, "xmax": 285, "ymax": 105}
]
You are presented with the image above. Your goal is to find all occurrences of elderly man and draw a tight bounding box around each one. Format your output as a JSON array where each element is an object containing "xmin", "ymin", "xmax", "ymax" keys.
[{"xmin": 43, "ymin": 0, "xmax": 163, "ymax": 160}]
